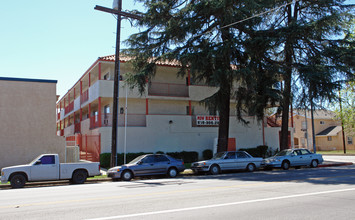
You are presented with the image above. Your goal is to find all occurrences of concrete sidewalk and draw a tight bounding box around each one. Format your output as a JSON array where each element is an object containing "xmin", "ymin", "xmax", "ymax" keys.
[{"xmin": 319, "ymin": 155, "xmax": 355, "ymax": 167}]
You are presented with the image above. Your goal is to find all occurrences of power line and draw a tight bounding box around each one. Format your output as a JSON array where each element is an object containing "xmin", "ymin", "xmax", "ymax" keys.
[
  {"xmin": 220, "ymin": 0, "xmax": 299, "ymax": 30},
  {"xmin": 198, "ymin": 0, "xmax": 299, "ymax": 37}
]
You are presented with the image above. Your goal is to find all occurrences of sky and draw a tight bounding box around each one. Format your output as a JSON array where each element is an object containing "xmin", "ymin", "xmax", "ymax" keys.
[
  {"xmin": 0, "ymin": 0, "xmax": 144, "ymax": 98},
  {"xmin": 1, "ymin": 0, "xmax": 354, "ymax": 99}
]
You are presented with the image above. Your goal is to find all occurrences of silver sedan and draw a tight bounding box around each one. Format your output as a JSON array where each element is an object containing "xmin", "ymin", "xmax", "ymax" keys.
[
  {"xmin": 263, "ymin": 148, "xmax": 324, "ymax": 170},
  {"xmin": 107, "ymin": 154, "xmax": 185, "ymax": 181},
  {"xmin": 191, "ymin": 151, "xmax": 263, "ymax": 175}
]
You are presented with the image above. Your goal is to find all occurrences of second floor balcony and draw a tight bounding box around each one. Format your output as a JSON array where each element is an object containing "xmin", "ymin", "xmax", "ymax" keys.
[
  {"xmin": 90, "ymin": 113, "xmax": 147, "ymax": 129},
  {"xmin": 148, "ymin": 82, "xmax": 188, "ymax": 97}
]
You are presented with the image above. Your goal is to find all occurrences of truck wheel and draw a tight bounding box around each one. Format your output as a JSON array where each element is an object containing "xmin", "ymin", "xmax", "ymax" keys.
[
  {"xmin": 10, "ymin": 174, "xmax": 26, "ymax": 188},
  {"xmin": 72, "ymin": 170, "xmax": 87, "ymax": 184}
]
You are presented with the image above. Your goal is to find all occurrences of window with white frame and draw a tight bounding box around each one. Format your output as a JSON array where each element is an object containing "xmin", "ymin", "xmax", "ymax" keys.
[
  {"xmin": 348, "ymin": 137, "xmax": 353, "ymax": 145},
  {"xmin": 327, "ymin": 136, "xmax": 332, "ymax": 141},
  {"xmin": 320, "ymin": 121, "xmax": 325, "ymax": 125}
]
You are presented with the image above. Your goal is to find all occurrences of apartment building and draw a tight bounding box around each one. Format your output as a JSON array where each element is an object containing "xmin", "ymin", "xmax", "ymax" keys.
[
  {"xmin": 291, "ymin": 109, "xmax": 354, "ymax": 151},
  {"xmin": 0, "ymin": 77, "xmax": 65, "ymax": 169},
  {"xmin": 56, "ymin": 55, "xmax": 281, "ymax": 159}
]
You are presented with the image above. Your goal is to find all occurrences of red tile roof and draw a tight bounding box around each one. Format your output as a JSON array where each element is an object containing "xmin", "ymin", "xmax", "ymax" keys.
[{"xmin": 98, "ymin": 55, "xmax": 182, "ymax": 67}]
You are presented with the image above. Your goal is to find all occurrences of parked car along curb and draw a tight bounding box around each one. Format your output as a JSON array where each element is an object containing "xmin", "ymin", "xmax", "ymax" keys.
[{"xmin": 0, "ymin": 161, "xmax": 352, "ymax": 188}]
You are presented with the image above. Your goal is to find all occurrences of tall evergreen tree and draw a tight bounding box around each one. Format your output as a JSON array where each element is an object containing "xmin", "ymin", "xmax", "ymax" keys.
[
  {"xmin": 263, "ymin": 0, "xmax": 354, "ymax": 150},
  {"xmin": 123, "ymin": 0, "xmax": 279, "ymax": 152}
]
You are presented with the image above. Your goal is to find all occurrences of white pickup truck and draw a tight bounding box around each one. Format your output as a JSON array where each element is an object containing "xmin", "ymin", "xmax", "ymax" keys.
[{"xmin": 1, "ymin": 154, "xmax": 101, "ymax": 188}]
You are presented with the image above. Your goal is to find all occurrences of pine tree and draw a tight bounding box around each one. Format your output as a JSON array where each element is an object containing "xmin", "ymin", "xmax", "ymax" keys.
[
  {"xmin": 263, "ymin": 0, "xmax": 355, "ymax": 150},
  {"xmin": 123, "ymin": 0, "xmax": 279, "ymax": 152}
]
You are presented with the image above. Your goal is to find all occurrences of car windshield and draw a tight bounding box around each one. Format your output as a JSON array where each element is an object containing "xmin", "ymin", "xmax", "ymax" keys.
[
  {"xmin": 128, "ymin": 155, "xmax": 146, "ymax": 164},
  {"xmin": 275, "ymin": 149, "xmax": 293, "ymax": 156},
  {"xmin": 212, "ymin": 152, "xmax": 226, "ymax": 160}
]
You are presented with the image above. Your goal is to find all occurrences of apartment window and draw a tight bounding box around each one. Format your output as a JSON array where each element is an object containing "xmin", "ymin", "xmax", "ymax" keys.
[
  {"xmin": 301, "ymin": 121, "xmax": 307, "ymax": 130},
  {"xmin": 94, "ymin": 111, "xmax": 98, "ymax": 122},
  {"xmin": 186, "ymin": 106, "xmax": 194, "ymax": 115},
  {"xmin": 320, "ymin": 121, "xmax": 325, "ymax": 125},
  {"xmin": 348, "ymin": 137, "xmax": 353, "ymax": 145},
  {"xmin": 103, "ymin": 73, "xmax": 110, "ymax": 80},
  {"xmin": 104, "ymin": 105, "xmax": 110, "ymax": 114},
  {"xmin": 327, "ymin": 136, "xmax": 332, "ymax": 141}
]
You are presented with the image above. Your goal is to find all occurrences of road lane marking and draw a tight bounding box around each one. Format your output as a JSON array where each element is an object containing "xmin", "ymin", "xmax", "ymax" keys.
[
  {"xmin": 1, "ymin": 174, "xmax": 354, "ymax": 210},
  {"xmin": 86, "ymin": 187, "xmax": 355, "ymax": 220},
  {"xmin": 0, "ymin": 181, "xmax": 277, "ymax": 209}
]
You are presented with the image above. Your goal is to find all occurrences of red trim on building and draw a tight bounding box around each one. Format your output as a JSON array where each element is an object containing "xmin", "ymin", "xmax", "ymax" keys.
[
  {"xmin": 98, "ymin": 97, "xmax": 102, "ymax": 127},
  {"xmin": 189, "ymin": 100, "xmax": 192, "ymax": 115},
  {"xmin": 146, "ymin": 99, "xmax": 149, "ymax": 115}
]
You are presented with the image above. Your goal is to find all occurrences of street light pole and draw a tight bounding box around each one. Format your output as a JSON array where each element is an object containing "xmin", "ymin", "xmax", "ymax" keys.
[{"xmin": 95, "ymin": 1, "xmax": 142, "ymax": 167}]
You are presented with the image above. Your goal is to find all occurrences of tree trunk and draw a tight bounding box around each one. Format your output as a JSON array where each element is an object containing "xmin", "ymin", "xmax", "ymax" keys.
[
  {"xmin": 280, "ymin": 4, "xmax": 294, "ymax": 151},
  {"xmin": 217, "ymin": 83, "xmax": 231, "ymax": 152},
  {"xmin": 217, "ymin": 25, "xmax": 232, "ymax": 153},
  {"xmin": 280, "ymin": 73, "xmax": 291, "ymax": 151}
]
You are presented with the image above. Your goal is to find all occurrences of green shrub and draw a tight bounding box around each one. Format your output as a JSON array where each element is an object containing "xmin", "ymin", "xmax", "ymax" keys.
[
  {"xmin": 239, "ymin": 145, "xmax": 269, "ymax": 158},
  {"xmin": 156, "ymin": 151, "xmax": 165, "ymax": 154},
  {"xmin": 167, "ymin": 151, "xmax": 198, "ymax": 163},
  {"xmin": 100, "ymin": 153, "xmax": 111, "ymax": 169},
  {"xmin": 202, "ymin": 149, "xmax": 213, "ymax": 160}
]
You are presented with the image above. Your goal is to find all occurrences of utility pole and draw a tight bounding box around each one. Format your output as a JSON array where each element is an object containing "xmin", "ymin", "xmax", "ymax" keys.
[
  {"xmin": 95, "ymin": 1, "xmax": 141, "ymax": 167},
  {"xmin": 309, "ymin": 86, "xmax": 317, "ymax": 153},
  {"xmin": 339, "ymin": 90, "xmax": 347, "ymax": 154}
]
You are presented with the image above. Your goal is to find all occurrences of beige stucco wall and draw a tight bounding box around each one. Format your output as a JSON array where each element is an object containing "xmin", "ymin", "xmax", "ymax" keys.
[
  {"xmin": 291, "ymin": 113, "xmax": 353, "ymax": 151},
  {"xmin": 0, "ymin": 78, "xmax": 65, "ymax": 169}
]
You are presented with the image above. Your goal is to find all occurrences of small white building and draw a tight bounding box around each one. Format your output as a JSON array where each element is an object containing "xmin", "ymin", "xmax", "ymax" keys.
[{"xmin": 56, "ymin": 55, "xmax": 282, "ymax": 160}]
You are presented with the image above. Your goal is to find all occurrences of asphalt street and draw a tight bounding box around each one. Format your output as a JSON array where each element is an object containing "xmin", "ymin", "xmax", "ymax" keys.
[{"xmin": 1, "ymin": 164, "xmax": 355, "ymax": 220}]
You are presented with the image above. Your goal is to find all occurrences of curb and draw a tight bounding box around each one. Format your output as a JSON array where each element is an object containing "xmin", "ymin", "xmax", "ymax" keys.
[{"xmin": 318, "ymin": 162, "xmax": 353, "ymax": 167}]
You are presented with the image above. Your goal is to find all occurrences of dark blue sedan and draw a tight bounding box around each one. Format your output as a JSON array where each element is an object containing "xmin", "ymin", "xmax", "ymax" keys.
[{"xmin": 107, "ymin": 154, "xmax": 185, "ymax": 181}]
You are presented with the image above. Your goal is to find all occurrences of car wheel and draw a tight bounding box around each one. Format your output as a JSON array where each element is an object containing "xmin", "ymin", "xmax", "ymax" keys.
[
  {"xmin": 246, "ymin": 163, "xmax": 256, "ymax": 172},
  {"xmin": 72, "ymin": 170, "xmax": 87, "ymax": 184},
  {"xmin": 209, "ymin": 164, "xmax": 220, "ymax": 175},
  {"xmin": 281, "ymin": 161, "xmax": 290, "ymax": 170},
  {"xmin": 311, "ymin": 159, "xmax": 319, "ymax": 168},
  {"xmin": 121, "ymin": 170, "xmax": 133, "ymax": 181},
  {"xmin": 167, "ymin": 167, "xmax": 178, "ymax": 178},
  {"xmin": 10, "ymin": 174, "xmax": 26, "ymax": 188}
]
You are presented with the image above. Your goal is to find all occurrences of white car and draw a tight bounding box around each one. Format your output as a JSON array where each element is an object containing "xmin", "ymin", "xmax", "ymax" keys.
[
  {"xmin": 1, "ymin": 154, "xmax": 101, "ymax": 188},
  {"xmin": 191, "ymin": 151, "xmax": 263, "ymax": 174},
  {"xmin": 263, "ymin": 148, "xmax": 324, "ymax": 170}
]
